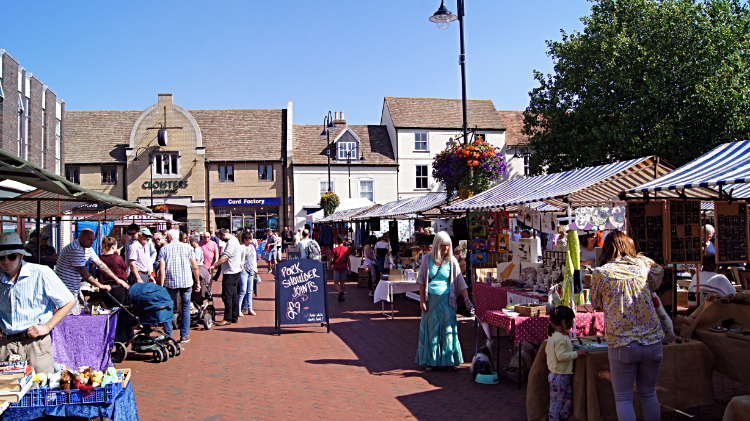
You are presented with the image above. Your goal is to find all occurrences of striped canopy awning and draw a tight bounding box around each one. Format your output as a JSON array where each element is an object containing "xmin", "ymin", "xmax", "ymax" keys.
[
  {"xmin": 354, "ymin": 197, "xmax": 415, "ymax": 219},
  {"xmin": 0, "ymin": 189, "xmax": 86, "ymax": 216},
  {"xmin": 376, "ymin": 193, "xmax": 453, "ymax": 219},
  {"xmin": 627, "ymin": 141, "xmax": 750, "ymax": 194},
  {"xmin": 317, "ymin": 205, "xmax": 378, "ymax": 223},
  {"xmin": 448, "ymin": 157, "xmax": 676, "ymax": 211}
]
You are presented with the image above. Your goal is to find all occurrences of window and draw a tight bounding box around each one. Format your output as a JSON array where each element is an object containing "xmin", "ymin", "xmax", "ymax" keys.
[
  {"xmin": 414, "ymin": 132, "xmax": 428, "ymax": 151},
  {"xmin": 65, "ymin": 167, "xmax": 80, "ymax": 185},
  {"xmin": 219, "ymin": 165, "xmax": 234, "ymax": 182},
  {"xmin": 259, "ymin": 164, "xmax": 273, "ymax": 181},
  {"xmin": 320, "ymin": 180, "xmax": 334, "ymax": 196},
  {"xmin": 153, "ymin": 153, "xmax": 179, "ymax": 176},
  {"xmin": 337, "ymin": 142, "xmax": 356, "ymax": 160},
  {"xmin": 523, "ymin": 155, "xmax": 530, "ymax": 176},
  {"xmin": 101, "ymin": 166, "xmax": 117, "ymax": 185},
  {"xmin": 416, "ymin": 165, "xmax": 429, "ymax": 189},
  {"xmin": 54, "ymin": 119, "xmax": 61, "ymax": 175},
  {"xmin": 359, "ymin": 180, "xmax": 373, "ymax": 202}
]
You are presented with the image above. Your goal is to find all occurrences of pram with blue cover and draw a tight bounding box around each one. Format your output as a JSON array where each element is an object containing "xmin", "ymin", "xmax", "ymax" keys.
[{"xmin": 108, "ymin": 282, "xmax": 182, "ymax": 363}]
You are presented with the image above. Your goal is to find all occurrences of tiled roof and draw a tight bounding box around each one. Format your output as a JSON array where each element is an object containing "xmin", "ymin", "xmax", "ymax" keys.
[
  {"xmin": 64, "ymin": 109, "xmax": 287, "ymax": 164},
  {"xmin": 384, "ymin": 97, "xmax": 506, "ymax": 130},
  {"xmin": 190, "ymin": 109, "xmax": 286, "ymax": 161},
  {"xmin": 292, "ymin": 125, "xmax": 396, "ymax": 165},
  {"xmin": 64, "ymin": 111, "xmax": 141, "ymax": 163},
  {"xmin": 497, "ymin": 110, "xmax": 530, "ymax": 147}
]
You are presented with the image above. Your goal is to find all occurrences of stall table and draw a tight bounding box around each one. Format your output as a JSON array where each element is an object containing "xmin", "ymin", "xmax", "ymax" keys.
[
  {"xmin": 526, "ymin": 338, "xmax": 715, "ymax": 421},
  {"xmin": 2, "ymin": 382, "xmax": 138, "ymax": 421},
  {"xmin": 51, "ymin": 310, "xmax": 120, "ymax": 371},
  {"xmin": 374, "ymin": 278, "xmax": 420, "ymax": 319},
  {"xmin": 473, "ymin": 282, "xmax": 548, "ymax": 322}
]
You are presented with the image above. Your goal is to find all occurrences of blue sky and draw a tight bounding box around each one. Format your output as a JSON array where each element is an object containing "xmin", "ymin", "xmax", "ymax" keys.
[{"xmin": 2, "ymin": 0, "xmax": 592, "ymax": 124}]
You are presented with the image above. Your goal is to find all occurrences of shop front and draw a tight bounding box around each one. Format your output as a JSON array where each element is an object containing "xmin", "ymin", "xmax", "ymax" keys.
[{"xmin": 211, "ymin": 197, "xmax": 281, "ymax": 239}]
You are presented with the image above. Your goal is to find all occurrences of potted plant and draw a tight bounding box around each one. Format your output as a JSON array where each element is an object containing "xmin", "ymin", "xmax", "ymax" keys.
[
  {"xmin": 432, "ymin": 136, "xmax": 508, "ymax": 201},
  {"xmin": 319, "ymin": 191, "xmax": 340, "ymax": 217}
]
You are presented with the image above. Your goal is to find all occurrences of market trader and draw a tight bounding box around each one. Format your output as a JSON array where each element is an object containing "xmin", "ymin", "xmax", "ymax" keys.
[
  {"xmin": 56, "ymin": 228, "xmax": 117, "ymax": 296},
  {"xmin": 0, "ymin": 232, "xmax": 75, "ymax": 374}
]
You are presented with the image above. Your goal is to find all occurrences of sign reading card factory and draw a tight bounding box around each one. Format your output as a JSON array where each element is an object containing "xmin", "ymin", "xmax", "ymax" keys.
[{"xmin": 142, "ymin": 180, "xmax": 188, "ymax": 194}]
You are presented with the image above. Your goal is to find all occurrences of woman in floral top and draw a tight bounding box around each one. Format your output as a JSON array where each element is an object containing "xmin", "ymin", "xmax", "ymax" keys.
[{"xmin": 590, "ymin": 231, "xmax": 664, "ymax": 421}]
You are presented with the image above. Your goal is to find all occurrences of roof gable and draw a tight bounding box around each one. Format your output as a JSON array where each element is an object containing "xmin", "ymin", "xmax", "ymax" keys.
[
  {"xmin": 384, "ymin": 97, "xmax": 506, "ymax": 130},
  {"xmin": 497, "ymin": 110, "xmax": 530, "ymax": 147},
  {"xmin": 293, "ymin": 125, "xmax": 396, "ymax": 165}
]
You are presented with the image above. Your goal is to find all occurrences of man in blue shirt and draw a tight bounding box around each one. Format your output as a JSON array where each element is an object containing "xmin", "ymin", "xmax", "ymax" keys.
[{"xmin": 0, "ymin": 233, "xmax": 75, "ymax": 374}]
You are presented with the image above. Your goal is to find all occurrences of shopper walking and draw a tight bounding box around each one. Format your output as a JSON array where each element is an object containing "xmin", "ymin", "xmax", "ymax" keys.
[
  {"xmin": 332, "ymin": 235, "xmax": 351, "ymax": 302},
  {"xmin": 210, "ymin": 229, "xmax": 244, "ymax": 326},
  {"xmin": 128, "ymin": 229, "xmax": 155, "ymax": 284},
  {"xmin": 363, "ymin": 235, "xmax": 378, "ymax": 296},
  {"xmin": 266, "ymin": 229, "xmax": 280, "ymax": 273},
  {"xmin": 590, "ymin": 231, "xmax": 665, "ymax": 421},
  {"xmin": 415, "ymin": 231, "xmax": 472, "ymax": 370},
  {"xmin": 239, "ymin": 232, "xmax": 257, "ymax": 316},
  {"xmin": 158, "ymin": 229, "xmax": 201, "ymax": 343}
]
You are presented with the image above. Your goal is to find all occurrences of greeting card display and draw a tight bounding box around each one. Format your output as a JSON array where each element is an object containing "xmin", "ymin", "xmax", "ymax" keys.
[
  {"xmin": 714, "ymin": 201, "xmax": 749, "ymax": 263},
  {"xmin": 470, "ymin": 252, "xmax": 489, "ymax": 265},
  {"xmin": 626, "ymin": 200, "xmax": 666, "ymax": 264},
  {"xmin": 486, "ymin": 212, "xmax": 497, "ymax": 233},
  {"xmin": 471, "ymin": 239, "xmax": 488, "ymax": 252},
  {"xmin": 665, "ymin": 199, "xmax": 701, "ymax": 264},
  {"xmin": 497, "ymin": 234, "xmax": 510, "ymax": 253},
  {"xmin": 498, "ymin": 211, "xmax": 510, "ymax": 230},
  {"xmin": 488, "ymin": 235, "xmax": 498, "ymax": 252},
  {"xmin": 469, "ymin": 212, "xmax": 487, "ymax": 237}
]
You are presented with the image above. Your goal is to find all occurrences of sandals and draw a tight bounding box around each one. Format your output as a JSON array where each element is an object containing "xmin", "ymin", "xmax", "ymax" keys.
[{"xmin": 424, "ymin": 366, "xmax": 434, "ymax": 371}]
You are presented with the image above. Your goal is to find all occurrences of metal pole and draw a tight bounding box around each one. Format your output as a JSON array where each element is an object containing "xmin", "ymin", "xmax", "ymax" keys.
[
  {"xmin": 36, "ymin": 201, "xmax": 41, "ymax": 264},
  {"xmin": 348, "ymin": 152, "xmax": 352, "ymax": 198},
  {"xmin": 327, "ymin": 130, "xmax": 331, "ymax": 192},
  {"xmin": 150, "ymin": 151, "xmax": 154, "ymax": 208},
  {"xmin": 457, "ymin": 0, "xmax": 468, "ymax": 145}
]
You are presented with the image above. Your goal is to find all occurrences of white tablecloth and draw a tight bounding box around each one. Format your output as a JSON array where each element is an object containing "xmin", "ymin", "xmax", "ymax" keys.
[
  {"xmin": 349, "ymin": 256, "xmax": 362, "ymax": 273},
  {"xmin": 374, "ymin": 280, "xmax": 420, "ymax": 304}
]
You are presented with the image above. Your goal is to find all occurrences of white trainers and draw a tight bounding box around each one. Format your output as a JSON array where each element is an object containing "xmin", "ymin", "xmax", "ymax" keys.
[{"xmin": 238, "ymin": 311, "xmax": 244, "ymax": 317}]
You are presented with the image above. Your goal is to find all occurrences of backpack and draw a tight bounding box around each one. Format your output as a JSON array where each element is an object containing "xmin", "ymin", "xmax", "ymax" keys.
[{"xmin": 305, "ymin": 240, "xmax": 321, "ymax": 260}]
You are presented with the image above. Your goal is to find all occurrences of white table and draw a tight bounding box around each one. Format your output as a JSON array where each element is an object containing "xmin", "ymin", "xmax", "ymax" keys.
[{"xmin": 374, "ymin": 278, "xmax": 420, "ymax": 319}]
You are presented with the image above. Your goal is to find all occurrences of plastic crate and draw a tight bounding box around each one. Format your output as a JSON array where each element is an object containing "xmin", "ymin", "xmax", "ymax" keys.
[
  {"xmin": 46, "ymin": 382, "xmax": 122, "ymax": 407},
  {"xmin": 9, "ymin": 387, "xmax": 47, "ymax": 408}
]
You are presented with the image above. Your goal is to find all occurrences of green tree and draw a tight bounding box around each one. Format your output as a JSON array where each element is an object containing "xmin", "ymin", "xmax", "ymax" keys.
[{"xmin": 523, "ymin": 0, "xmax": 750, "ymax": 174}]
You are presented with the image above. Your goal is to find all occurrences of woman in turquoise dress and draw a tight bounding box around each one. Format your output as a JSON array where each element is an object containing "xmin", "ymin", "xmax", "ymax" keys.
[{"xmin": 416, "ymin": 231, "xmax": 473, "ymax": 370}]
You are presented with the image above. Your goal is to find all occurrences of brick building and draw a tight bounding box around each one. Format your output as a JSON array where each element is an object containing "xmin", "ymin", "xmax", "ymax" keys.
[
  {"xmin": 64, "ymin": 93, "xmax": 291, "ymax": 236},
  {"xmin": 0, "ymin": 50, "xmax": 64, "ymax": 175}
]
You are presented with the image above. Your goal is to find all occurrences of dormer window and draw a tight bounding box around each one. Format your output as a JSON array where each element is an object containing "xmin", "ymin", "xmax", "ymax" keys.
[{"xmin": 338, "ymin": 141, "xmax": 357, "ymax": 160}]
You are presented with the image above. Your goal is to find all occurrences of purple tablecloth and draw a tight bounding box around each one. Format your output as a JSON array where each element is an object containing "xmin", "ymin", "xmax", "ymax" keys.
[{"xmin": 50, "ymin": 310, "xmax": 119, "ymax": 371}]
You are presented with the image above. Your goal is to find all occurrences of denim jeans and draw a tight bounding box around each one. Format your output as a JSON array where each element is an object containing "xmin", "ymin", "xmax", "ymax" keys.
[
  {"xmin": 608, "ymin": 341, "xmax": 664, "ymax": 421},
  {"xmin": 163, "ymin": 287, "xmax": 192, "ymax": 339},
  {"xmin": 239, "ymin": 270, "xmax": 254, "ymax": 312}
]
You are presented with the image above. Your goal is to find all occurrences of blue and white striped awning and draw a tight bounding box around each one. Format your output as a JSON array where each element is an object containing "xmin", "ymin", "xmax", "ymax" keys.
[
  {"xmin": 354, "ymin": 197, "xmax": 415, "ymax": 219},
  {"xmin": 376, "ymin": 193, "xmax": 452, "ymax": 218},
  {"xmin": 528, "ymin": 202, "xmax": 562, "ymax": 212},
  {"xmin": 628, "ymin": 141, "xmax": 750, "ymax": 193},
  {"xmin": 447, "ymin": 157, "xmax": 652, "ymax": 211}
]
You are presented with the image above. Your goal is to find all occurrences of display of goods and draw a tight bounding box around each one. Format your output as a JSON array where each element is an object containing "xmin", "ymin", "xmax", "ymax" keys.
[{"xmin": 514, "ymin": 304, "xmax": 547, "ymax": 317}]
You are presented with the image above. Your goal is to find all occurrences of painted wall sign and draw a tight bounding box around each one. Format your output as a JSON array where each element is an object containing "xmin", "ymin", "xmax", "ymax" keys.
[
  {"xmin": 211, "ymin": 197, "xmax": 281, "ymax": 207},
  {"xmin": 142, "ymin": 180, "xmax": 188, "ymax": 194}
]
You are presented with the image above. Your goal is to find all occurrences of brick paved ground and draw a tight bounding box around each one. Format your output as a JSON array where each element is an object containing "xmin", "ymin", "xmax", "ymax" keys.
[{"xmin": 117, "ymin": 260, "xmax": 747, "ymax": 421}]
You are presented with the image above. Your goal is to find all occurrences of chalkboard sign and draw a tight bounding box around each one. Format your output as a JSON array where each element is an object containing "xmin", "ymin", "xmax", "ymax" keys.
[{"xmin": 275, "ymin": 259, "xmax": 330, "ymax": 334}]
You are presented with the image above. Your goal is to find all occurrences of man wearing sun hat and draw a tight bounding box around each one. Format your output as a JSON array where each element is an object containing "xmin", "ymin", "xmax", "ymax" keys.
[
  {"xmin": 0, "ymin": 232, "xmax": 75, "ymax": 374},
  {"xmin": 23, "ymin": 230, "xmax": 58, "ymax": 269}
]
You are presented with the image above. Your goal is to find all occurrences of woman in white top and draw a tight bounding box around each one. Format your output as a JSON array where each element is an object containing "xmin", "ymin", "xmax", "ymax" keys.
[{"xmin": 363, "ymin": 235, "xmax": 378, "ymax": 296}]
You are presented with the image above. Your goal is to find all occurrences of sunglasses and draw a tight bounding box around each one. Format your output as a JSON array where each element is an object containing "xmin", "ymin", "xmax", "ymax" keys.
[{"xmin": 0, "ymin": 254, "xmax": 20, "ymax": 262}]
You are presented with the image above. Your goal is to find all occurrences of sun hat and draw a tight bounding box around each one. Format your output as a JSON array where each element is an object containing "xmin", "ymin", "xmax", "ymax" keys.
[
  {"xmin": 0, "ymin": 233, "xmax": 32, "ymax": 257},
  {"xmin": 139, "ymin": 228, "xmax": 153, "ymax": 237}
]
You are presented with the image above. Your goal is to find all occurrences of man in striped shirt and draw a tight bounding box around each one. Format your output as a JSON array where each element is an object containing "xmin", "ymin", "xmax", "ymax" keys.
[
  {"xmin": 0, "ymin": 232, "xmax": 75, "ymax": 374},
  {"xmin": 158, "ymin": 229, "xmax": 201, "ymax": 342},
  {"xmin": 55, "ymin": 229, "xmax": 118, "ymax": 295}
]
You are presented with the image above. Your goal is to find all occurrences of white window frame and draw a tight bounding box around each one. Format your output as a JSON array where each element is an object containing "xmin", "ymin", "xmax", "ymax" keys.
[
  {"xmin": 337, "ymin": 141, "xmax": 357, "ymax": 160},
  {"xmin": 259, "ymin": 164, "xmax": 274, "ymax": 181},
  {"xmin": 414, "ymin": 132, "xmax": 428, "ymax": 152},
  {"xmin": 523, "ymin": 154, "xmax": 530, "ymax": 176},
  {"xmin": 219, "ymin": 164, "xmax": 234, "ymax": 182},
  {"xmin": 358, "ymin": 178, "xmax": 374, "ymax": 202},
  {"xmin": 318, "ymin": 179, "xmax": 335, "ymax": 196},
  {"xmin": 415, "ymin": 164, "xmax": 429, "ymax": 190},
  {"xmin": 151, "ymin": 152, "xmax": 181, "ymax": 178}
]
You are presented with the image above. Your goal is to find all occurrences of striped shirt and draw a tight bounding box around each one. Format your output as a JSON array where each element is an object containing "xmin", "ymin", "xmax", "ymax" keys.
[
  {"xmin": 242, "ymin": 243, "xmax": 257, "ymax": 274},
  {"xmin": 55, "ymin": 239, "xmax": 100, "ymax": 294},
  {"xmin": 0, "ymin": 261, "xmax": 74, "ymax": 335},
  {"xmin": 158, "ymin": 240, "xmax": 195, "ymax": 289}
]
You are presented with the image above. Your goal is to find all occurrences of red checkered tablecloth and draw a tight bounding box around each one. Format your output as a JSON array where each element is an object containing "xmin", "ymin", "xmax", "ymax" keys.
[
  {"xmin": 484, "ymin": 311, "xmax": 606, "ymax": 344},
  {"xmin": 473, "ymin": 282, "xmax": 548, "ymax": 322}
]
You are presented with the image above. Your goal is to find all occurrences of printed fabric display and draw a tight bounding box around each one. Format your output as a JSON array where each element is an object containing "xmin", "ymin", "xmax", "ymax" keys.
[
  {"xmin": 437, "ymin": 218, "xmax": 454, "ymax": 236},
  {"xmin": 573, "ymin": 205, "xmax": 626, "ymax": 231}
]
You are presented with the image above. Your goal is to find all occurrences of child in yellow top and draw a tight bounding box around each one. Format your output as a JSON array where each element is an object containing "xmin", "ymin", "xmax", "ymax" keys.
[{"xmin": 546, "ymin": 305, "xmax": 587, "ymax": 421}]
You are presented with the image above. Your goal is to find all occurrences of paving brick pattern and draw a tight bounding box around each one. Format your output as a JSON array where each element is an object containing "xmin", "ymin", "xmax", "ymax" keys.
[{"xmin": 117, "ymin": 261, "xmax": 746, "ymax": 421}]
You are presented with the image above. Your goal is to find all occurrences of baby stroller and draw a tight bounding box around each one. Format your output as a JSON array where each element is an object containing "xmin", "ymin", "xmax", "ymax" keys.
[
  {"xmin": 107, "ymin": 282, "xmax": 182, "ymax": 364},
  {"xmin": 174, "ymin": 265, "xmax": 216, "ymax": 330}
]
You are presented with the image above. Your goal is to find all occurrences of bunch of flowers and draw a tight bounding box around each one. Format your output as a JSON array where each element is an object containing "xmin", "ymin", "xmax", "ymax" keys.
[
  {"xmin": 319, "ymin": 191, "xmax": 340, "ymax": 217},
  {"xmin": 432, "ymin": 137, "xmax": 507, "ymax": 200},
  {"xmin": 152, "ymin": 204, "xmax": 169, "ymax": 213}
]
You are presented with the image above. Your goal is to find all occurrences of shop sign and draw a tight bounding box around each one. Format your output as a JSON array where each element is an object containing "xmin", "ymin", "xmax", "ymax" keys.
[
  {"xmin": 142, "ymin": 180, "xmax": 188, "ymax": 194},
  {"xmin": 188, "ymin": 218, "xmax": 203, "ymax": 232},
  {"xmin": 211, "ymin": 197, "xmax": 281, "ymax": 207}
]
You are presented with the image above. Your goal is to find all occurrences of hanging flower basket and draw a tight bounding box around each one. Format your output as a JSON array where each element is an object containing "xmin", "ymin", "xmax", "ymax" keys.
[
  {"xmin": 319, "ymin": 191, "xmax": 340, "ymax": 217},
  {"xmin": 152, "ymin": 204, "xmax": 168, "ymax": 213},
  {"xmin": 432, "ymin": 136, "xmax": 507, "ymax": 202}
]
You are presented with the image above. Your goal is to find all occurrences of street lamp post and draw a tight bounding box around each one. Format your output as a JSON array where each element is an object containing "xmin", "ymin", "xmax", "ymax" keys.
[
  {"xmin": 430, "ymin": 0, "xmax": 469, "ymax": 145},
  {"xmin": 320, "ymin": 112, "xmax": 337, "ymax": 193},
  {"xmin": 133, "ymin": 145, "xmax": 165, "ymax": 208},
  {"xmin": 345, "ymin": 148, "xmax": 366, "ymax": 198}
]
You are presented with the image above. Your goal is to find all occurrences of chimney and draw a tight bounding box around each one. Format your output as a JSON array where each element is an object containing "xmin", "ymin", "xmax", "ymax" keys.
[
  {"xmin": 158, "ymin": 93, "xmax": 174, "ymax": 104},
  {"xmin": 333, "ymin": 111, "xmax": 346, "ymax": 125}
]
